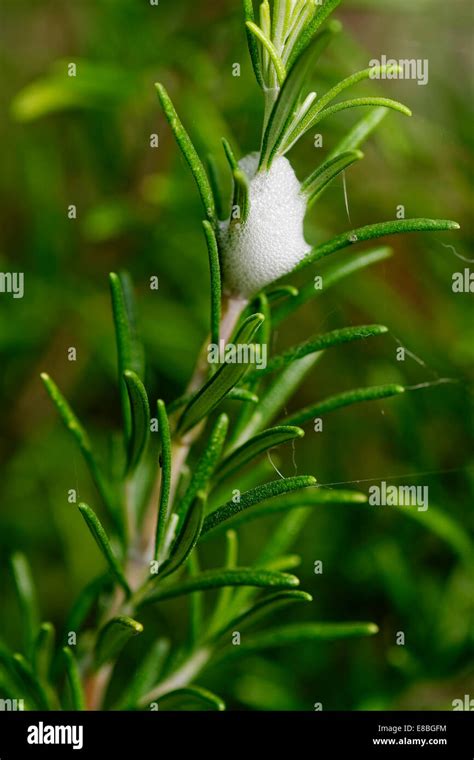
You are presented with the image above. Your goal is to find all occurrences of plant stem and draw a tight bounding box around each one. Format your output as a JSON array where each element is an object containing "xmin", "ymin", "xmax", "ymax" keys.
[
  {"xmin": 139, "ymin": 294, "xmax": 247, "ymax": 568},
  {"xmin": 262, "ymin": 87, "xmax": 279, "ymax": 143},
  {"xmin": 84, "ymin": 663, "xmax": 113, "ymax": 711},
  {"xmin": 81, "ymin": 295, "xmax": 248, "ymax": 709}
]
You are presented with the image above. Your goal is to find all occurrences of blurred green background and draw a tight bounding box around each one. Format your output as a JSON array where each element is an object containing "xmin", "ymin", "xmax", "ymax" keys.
[{"xmin": 0, "ymin": 0, "xmax": 473, "ymax": 710}]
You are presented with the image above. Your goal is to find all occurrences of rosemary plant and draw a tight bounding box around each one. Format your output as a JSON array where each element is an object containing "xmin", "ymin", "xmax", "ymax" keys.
[{"xmin": 1, "ymin": 0, "xmax": 459, "ymax": 711}]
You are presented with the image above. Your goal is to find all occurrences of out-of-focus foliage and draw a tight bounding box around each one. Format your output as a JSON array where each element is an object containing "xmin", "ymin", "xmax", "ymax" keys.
[{"xmin": 0, "ymin": 0, "xmax": 472, "ymax": 710}]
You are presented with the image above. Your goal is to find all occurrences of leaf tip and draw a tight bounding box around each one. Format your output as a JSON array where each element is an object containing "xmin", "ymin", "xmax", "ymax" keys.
[
  {"xmin": 284, "ymin": 573, "xmax": 300, "ymax": 588},
  {"xmin": 328, "ymin": 19, "xmax": 343, "ymax": 34},
  {"xmin": 293, "ymin": 426, "xmax": 305, "ymax": 439},
  {"xmin": 40, "ymin": 372, "xmax": 53, "ymax": 391}
]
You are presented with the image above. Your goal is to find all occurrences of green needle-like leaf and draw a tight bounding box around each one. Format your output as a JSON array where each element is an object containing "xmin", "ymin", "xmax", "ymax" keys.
[
  {"xmin": 282, "ymin": 97, "xmax": 411, "ymax": 154},
  {"xmin": 202, "ymin": 221, "xmax": 222, "ymax": 346},
  {"xmin": 139, "ymin": 568, "xmax": 300, "ymax": 607},
  {"xmin": 285, "ymin": 65, "xmax": 402, "ymax": 153},
  {"xmin": 206, "ymin": 488, "xmax": 367, "ymax": 535},
  {"xmin": 266, "ymin": 285, "xmax": 299, "ymax": 302},
  {"xmin": 255, "ymin": 291, "xmax": 272, "ymax": 353},
  {"xmin": 116, "ymin": 639, "xmax": 170, "ymax": 709},
  {"xmin": 109, "ymin": 271, "xmax": 145, "ymax": 449},
  {"xmin": 295, "ymin": 218, "xmax": 460, "ymax": 273},
  {"xmin": 10, "ymin": 552, "xmax": 39, "ymax": 658},
  {"xmin": 155, "ymin": 83, "xmax": 216, "ymax": 225},
  {"xmin": 283, "ymin": 384, "xmax": 406, "ymax": 426},
  {"xmin": 218, "ymin": 425, "xmax": 304, "ymax": 481},
  {"xmin": 62, "ymin": 574, "xmax": 111, "ymax": 643},
  {"xmin": 246, "ymin": 21, "xmax": 286, "ymax": 86},
  {"xmin": 155, "ymin": 399, "xmax": 172, "ymax": 560},
  {"xmin": 393, "ymin": 504, "xmax": 474, "ymax": 568},
  {"xmin": 123, "ymin": 370, "xmax": 150, "ymax": 473},
  {"xmin": 323, "ymin": 246, "xmax": 393, "ymax": 285},
  {"xmin": 156, "ymin": 685, "xmax": 225, "ymax": 711},
  {"xmin": 248, "ymin": 324, "xmax": 388, "ymax": 378},
  {"xmin": 178, "ymin": 312, "xmax": 264, "ymax": 433},
  {"xmin": 254, "ymin": 550, "xmax": 300, "ymax": 570},
  {"xmin": 78, "ymin": 503, "xmax": 130, "ymax": 597},
  {"xmin": 227, "ymin": 387, "xmax": 259, "ymax": 403},
  {"xmin": 178, "ymin": 414, "xmax": 229, "ymax": 525},
  {"xmin": 206, "ymin": 153, "xmax": 225, "ymax": 221},
  {"xmin": 302, "ymin": 149, "xmax": 363, "ymax": 208},
  {"xmin": 273, "ymin": 246, "xmax": 392, "ymax": 325},
  {"xmin": 316, "ymin": 94, "xmax": 411, "ymax": 120},
  {"xmin": 231, "ymin": 167, "xmax": 250, "ymax": 225},
  {"xmin": 160, "ymin": 494, "xmax": 205, "ymax": 579},
  {"xmin": 259, "ymin": 1, "xmax": 272, "ymax": 82},
  {"xmin": 34, "ymin": 622, "xmax": 55, "ymax": 682},
  {"xmin": 262, "ymin": 554, "xmax": 302, "ymax": 572},
  {"xmin": 168, "ymin": 387, "xmax": 258, "ymax": 414},
  {"xmin": 257, "ymin": 508, "xmax": 312, "ymax": 565},
  {"xmin": 41, "ymin": 373, "xmax": 120, "ymax": 531},
  {"xmin": 11, "ymin": 653, "xmax": 52, "ymax": 709},
  {"xmin": 223, "ymin": 138, "xmax": 250, "ymax": 226},
  {"xmin": 219, "ymin": 621, "xmax": 379, "ymax": 659},
  {"xmin": 320, "ymin": 66, "xmax": 401, "ymax": 111},
  {"xmin": 0, "ymin": 646, "xmax": 33, "ymax": 707},
  {"xmin": 187, "ymin": 551, "xmax": 203, "ymax": 646},
  {"xmin": 243, "ymin": 0, "xmax": 264, "ymax": 88},
  {"xmin": 222, "ymin": 137, "xmax": 238, "ymax": 172},
  {"xmin": 207, "ymin": 530, "xmax": 239, "ymax": 636},
  {"xmin": 201, "ymin": 475, "xmax": 317, "ymax": 538},
  {"xmin": 212, "ymin": 590, "xmax": 312, "ymax": 641},
  {"xmin": 260, "ymin": 23, "xmax": 338, "ymax": 167},
  {"xmin": 234, "ymin": 353, "xmax": 320, "ymax": 444},
  {"xmin": 287, "ymin": 0, "xmax": 341, "ymax": 69},
  {"xmin": 94, "ymin": 616, "xmax": 143, "ymax": 669},
  {"xmin": 328, "ymin": 105, "xmax": 388, "ymax": 158},
  {"xmin": 62, "ymin": 647, "xmax": 86, "ymax": 710},
  {"xmin": 271, "ymin": 0, "xmax": 289, "ymax": 51}
]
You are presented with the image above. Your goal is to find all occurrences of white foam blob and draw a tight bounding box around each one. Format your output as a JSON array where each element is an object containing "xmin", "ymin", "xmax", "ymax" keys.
[{"xmin": 220, "ymin": 153, "xmax": 310, "ymax": 297}]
